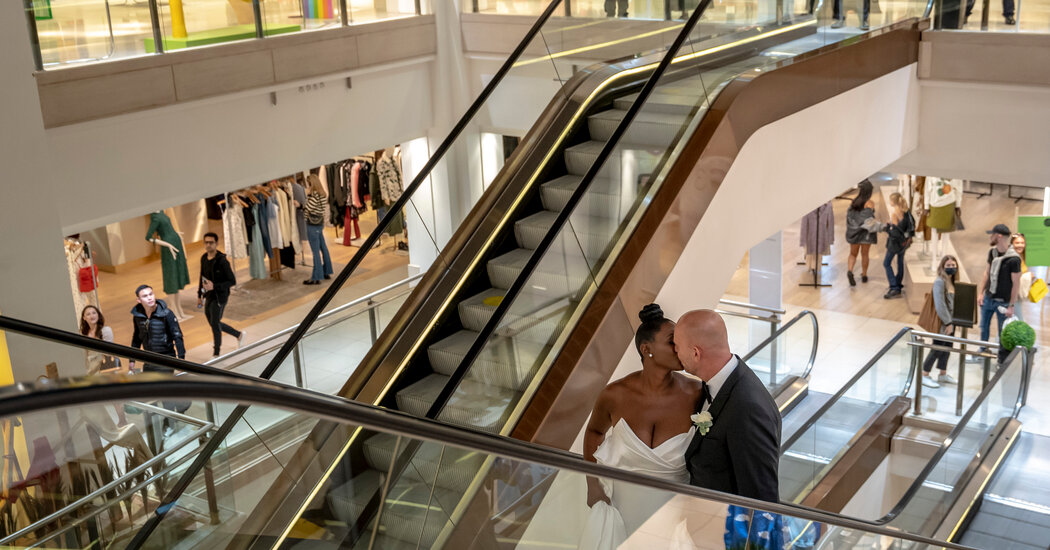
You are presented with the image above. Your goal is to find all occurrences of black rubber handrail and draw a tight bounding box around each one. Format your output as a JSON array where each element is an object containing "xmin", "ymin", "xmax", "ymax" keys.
[
  {"xmin": 423, "ymin": 0, "xmax": 716, "ymax": 422},
  {"xmin": 0, "ymin": 374, "xmax": 976, "ymax": 550}
]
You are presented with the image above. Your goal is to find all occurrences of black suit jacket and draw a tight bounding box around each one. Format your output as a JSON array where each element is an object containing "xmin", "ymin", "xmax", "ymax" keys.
[{"xmin": 685, "ymin": 358, "xmax": 781, "ymax": 503}]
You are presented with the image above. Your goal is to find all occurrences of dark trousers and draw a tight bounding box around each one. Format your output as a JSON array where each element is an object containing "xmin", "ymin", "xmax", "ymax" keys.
[
  {"xmin": 979, "ymin": 296, "xmax": 1008, "ymax": 344},
  {"xmin": 883, "ymin": 247, "xmax": 905, "ymax": 291},
  {"xmin": 923, "ymin": 328, "xmax": 954, "ymax": 373},
  {"xmin": 605, "ymin": 0, "xmax": 628, "ymax": 16},
  {"xmin": 965, "ymin": 0, "xmax": 1014, "ymax": 17},
  {"xmin": 833, "ymin": 0, "xmax": 870, "ymax": 20},
  {"xmin": 205, "ymin": 297, "xmax": 240, "ymax": 356}
]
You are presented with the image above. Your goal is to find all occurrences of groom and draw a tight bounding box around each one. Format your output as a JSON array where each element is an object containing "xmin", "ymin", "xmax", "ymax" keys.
[{"xmin": 674, "ymin": 309, "xmax": 781, "ymax": 502}]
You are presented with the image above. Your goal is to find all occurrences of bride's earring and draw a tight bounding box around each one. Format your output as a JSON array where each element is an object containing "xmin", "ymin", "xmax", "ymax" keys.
[{"xmin": 648, "ymin": 353, "xmax": 653, "ymax": 358}]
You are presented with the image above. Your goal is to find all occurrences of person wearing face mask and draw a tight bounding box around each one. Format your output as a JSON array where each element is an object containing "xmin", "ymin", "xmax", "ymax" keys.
[
  {"xmin": 977, "ymin": 224, "xmax": 1021, "ymax": 348},
  {"xmin": 922, "ymin": 255, "xmax": 960, "ymax": 388}
]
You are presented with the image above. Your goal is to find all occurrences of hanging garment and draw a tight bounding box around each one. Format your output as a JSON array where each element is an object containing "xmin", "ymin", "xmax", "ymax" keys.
[
  {"xmin": 377, "ymin": 155, "xmax": 404, "ymax": 203},
  {"xmin": 799, "ymin": 201, "xmax": 834, "ymax": 255},
  {"xmin": 249, "ymin": 204, "xmax": 267, "ymax": 280},
  {"xmin": 276, "ymin": 189, "xmax": 293, "ymax": 247},
  {"xmin": 146, "ymin": 211, "xmax": 191, "ymax": 294},
  {"xmin": 242, "ymin": 202, "xmax": 256, "ymax": 244},
  {"xmin": 327, "ymin": 164, "xmax": 345, "ymax": 228},
  {"xmin": 279, "ymin": 246, "xmax": 297, "ymax": 270},
  {"xmin": 358, "ymin": 161, "xmax": 372, "ymax": 204},
  {"xmin": 267, "ymin": 195, "xmax": 283, "ymax": 250},
  {"xmin": 369, "ymin": 170, "xmax": 382, "ymax": 209},
  {"xmin": 223, "ymin": 202, "xmax": 249, "ymax": 259},
  {"xmin": 282, "ymin": 183, "xmax": 302, "ymax": 254},
  {"xmin": 292, "ymin": 182, "xmax": 308, "ymax": 242},
  {"xmin": 343, "ymin": 205, "xmax": 362, "ymax": 245},
  {"xmin": 256, "ymin": 193, "xmax": 272, "ymax": 256}
]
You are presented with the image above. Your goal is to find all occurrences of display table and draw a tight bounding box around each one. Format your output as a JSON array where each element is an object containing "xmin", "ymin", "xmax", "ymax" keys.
[
  {"xmin": 145, "ymin": 23, "xmax": 301, "ymax": 53},
  {"xmin": 879, "ymin": 185, "xmax": 971, "ymax": 313}
]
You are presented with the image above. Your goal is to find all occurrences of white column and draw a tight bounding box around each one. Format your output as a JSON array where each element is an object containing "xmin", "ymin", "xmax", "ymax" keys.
[{"xmin": 748, "ymin": 231, "xmax": 783, "ymax": 349}]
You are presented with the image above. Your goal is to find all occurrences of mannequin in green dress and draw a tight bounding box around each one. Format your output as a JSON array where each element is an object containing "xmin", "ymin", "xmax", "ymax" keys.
[{"xmin": 146, "ymin": 211, "xmax": 191, "ymax": 320}]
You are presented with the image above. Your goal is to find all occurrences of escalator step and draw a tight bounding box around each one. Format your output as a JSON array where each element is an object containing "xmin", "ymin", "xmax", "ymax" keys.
[
  {"xmin": 362, "ymin": 433, "xmax": 484, "ymax": 491},
  {"xmin": 457, "ymin": 287, "xmax": 564, "ymax": 343},
  {"xmin": 515, "ymin": 210, "xmax": 619, "ymax": 259},
  {"xmin": 328, "ymin": 469, "xmax": 385, "ymax": 524},
  {"xmin": 487, "ymin": 248, "xmax": 588, "ymax": 295},
  {"xmin": 588, "ymin": 108, "xmax": 689, "ymax": 146},
  {"xmin": 539, "ymin": 174, "xmax": 625, "ymax": 217},
  {"xmin": 395, "ymin": 374, "xmax": 518, "ymax": 433},
  {"xmin": 428, "ymin": 329, "xmax": 547, "ymax": 390}
]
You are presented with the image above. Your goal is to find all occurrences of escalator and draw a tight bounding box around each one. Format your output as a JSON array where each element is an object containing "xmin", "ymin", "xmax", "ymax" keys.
[
  {"xmin": 0, "ymin": 368, "xmax": 983, "ymax": 550},
  {"xmin": 214, "ymin": 0, "xmax": 938, "ymax": 546}
]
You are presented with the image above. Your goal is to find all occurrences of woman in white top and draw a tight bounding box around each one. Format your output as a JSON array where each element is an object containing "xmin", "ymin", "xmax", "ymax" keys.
[{"xmin": 80, "ymin": 305, "xmax": 127, "ymax": 423}]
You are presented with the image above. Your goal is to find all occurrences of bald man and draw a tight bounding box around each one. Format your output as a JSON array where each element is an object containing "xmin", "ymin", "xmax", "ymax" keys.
[{"xmin": 675, "ymin": 309, "xmax": 781, "ymax": 502}]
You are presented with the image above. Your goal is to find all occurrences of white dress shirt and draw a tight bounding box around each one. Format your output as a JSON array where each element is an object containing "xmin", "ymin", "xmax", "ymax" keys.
[{"xmin": 702, "ymin": 355, "xmax": 738, "ymax": 412}]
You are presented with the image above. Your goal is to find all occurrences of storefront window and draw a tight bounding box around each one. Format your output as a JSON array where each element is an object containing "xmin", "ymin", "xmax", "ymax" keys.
[{"xmin": 27, "ymin": 0, "xmax": 427, "ymax": 71}]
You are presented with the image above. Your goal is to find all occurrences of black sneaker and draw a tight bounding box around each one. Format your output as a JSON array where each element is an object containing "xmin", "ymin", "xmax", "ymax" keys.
[
  {"xmin": 1005, "ymin": 16, "xmax": 1016, "ymax": 24},
  {"xmin": 884, "ymin": 289, "xmax": 902, "ymax": 299},
  {"xmin": 847, "ymin": 272, "xmax": 856, "ymax": 286},
  {"xmin": 861, "ymin": 274, "xmax": 869, "ymax": 283}
]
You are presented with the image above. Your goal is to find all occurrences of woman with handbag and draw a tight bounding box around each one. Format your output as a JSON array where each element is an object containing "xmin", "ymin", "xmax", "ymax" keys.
[
  {"xmin": 1011, "ymin": 234, "xmax": 1032, "ymax": 322},
  {"xmin": 304, "ymin": 174, "xmax": 334, "ymax": 285},
  {"xmin": 921, "ymin": 256, "xmax": 960, "ymax": 388}
]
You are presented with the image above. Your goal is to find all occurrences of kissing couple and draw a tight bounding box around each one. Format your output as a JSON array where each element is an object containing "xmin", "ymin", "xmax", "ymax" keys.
[{"xmin": 578, "ymin": 304, "xmax": 781, "ymax": 547}]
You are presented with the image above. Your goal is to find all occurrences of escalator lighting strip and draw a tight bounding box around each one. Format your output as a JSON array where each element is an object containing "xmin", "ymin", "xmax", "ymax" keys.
[
  {"xmin": 946, "ymin": 426, "xmax": 1019, "ymax": 542},
  {"xmin": 513, "ymin": 25, "xmax": 685, "ymax": 68}
]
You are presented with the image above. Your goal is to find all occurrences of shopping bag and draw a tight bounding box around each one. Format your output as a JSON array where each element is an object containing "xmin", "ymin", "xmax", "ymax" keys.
[
  {"xmin": 724, "ymin": 505, "xmax": 787, "ymax": 550},
  {"xmin": 918, "ymin": 292, "xmax": 942, "ymax": 333},
  {"xmin": 1030, "ymin": 278, "xmax": 1048, "ymax": 303}
]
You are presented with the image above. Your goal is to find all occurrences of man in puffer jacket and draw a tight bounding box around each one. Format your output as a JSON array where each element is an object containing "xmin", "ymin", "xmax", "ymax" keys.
[{"xmin": 128, "ymin": 284, "xmax": 186, "ymax": 373}]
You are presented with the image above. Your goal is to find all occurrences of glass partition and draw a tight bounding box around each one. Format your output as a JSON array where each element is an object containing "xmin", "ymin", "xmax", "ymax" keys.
[
  {"xmin": 0, "ymin": 376, "xmax": 973, "ymax": 550},
  {"xmin": 742, "ymin": 311, "xmax": 817, "ymax": 392},
  {"xmin": 29, "ymin": 0, "xmax": 156, "ymax": 67}
]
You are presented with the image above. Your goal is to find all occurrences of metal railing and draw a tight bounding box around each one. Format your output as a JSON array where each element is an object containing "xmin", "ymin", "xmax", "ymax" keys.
[
  {"xmin": 204, "ymin": 273, "xmax": 421, "ymax": 388},
  {"xmin": 909, "ymin": 329, "xmax": 1000, "ymax": 416},
  {"xmin": 740, "ymin": 310, "xmax": 819, "ymax": 384},
  {"xmin": 22, "ymin": 0, "xmax": 426, "ymax": 71},
  {"xmin": 0, "ymin": 373, "xmax": 978, "ymax": 550}
]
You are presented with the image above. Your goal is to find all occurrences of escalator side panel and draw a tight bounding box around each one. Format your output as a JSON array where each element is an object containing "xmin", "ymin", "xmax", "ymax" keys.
[{"xmin": 513, "ymin": 22, "xmax": 924, "ymax": 450}]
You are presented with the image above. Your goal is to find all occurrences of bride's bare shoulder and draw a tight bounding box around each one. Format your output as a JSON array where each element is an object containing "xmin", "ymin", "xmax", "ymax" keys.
[{"xmin": 672, "ymin": 371, "xmax": 703, "ymax": 392}]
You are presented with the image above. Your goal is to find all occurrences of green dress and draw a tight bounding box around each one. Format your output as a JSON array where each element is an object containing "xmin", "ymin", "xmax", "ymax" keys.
[{"xmin": 146, "ymin": 212, "xmax": 191, "ymax": 294}]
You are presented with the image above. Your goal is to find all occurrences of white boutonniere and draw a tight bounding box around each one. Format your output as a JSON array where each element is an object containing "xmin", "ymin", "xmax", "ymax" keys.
[{"xmin": 690, "ymin": 411, "xmax": 713, "ymax": 436}]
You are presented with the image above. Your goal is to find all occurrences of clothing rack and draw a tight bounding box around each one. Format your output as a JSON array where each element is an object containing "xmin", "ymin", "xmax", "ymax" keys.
[{"xmin": 799, "ymin": 205, "xmax": 831, "ymax": 288}]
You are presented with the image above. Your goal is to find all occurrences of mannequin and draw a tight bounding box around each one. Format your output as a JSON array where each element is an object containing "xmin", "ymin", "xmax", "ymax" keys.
[
  {"xmin": 376, "ymin": 146, "xmax": 408, "ymax": 250},
  {"xmin": 146, "ymin": 211, "xmax": 191, "ymax": 320},
  {"xmin": 923, "ymin": 177, "xmax": 964, "ymax": 272}
]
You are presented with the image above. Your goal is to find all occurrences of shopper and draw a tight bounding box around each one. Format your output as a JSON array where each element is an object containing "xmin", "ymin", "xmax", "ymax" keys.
[
  {"xmin": 882, "ymin": 192, "xmax": 914, "ymax": 299},
  {"xmin": 304, "ymin": 174, "xmax": 334, "ymax": 286},
  {"xmin": 921, "ymin": 256, "xmax": 959, "ymax": 388},
  {"xmin": 128, "ymin": 284, "xmax": 186, "ymax": 372},
  {"xmin": 845, "ymin": 180, "xmax": 880, "ymax": 287},
  {"xmin": 1011, "ymin": 233, "xmax": 1031, "ymax": 322},
  {"xmin": 977, "ymin": 224, "xmax": 1021, "ymax": 346},
  {"xmin": 605, "ymin": 0, "xmax": 628, "ymax": 17},
  {"xmin": 79, "ymin": 305, "xmax": 115, "ymax": 375},
  {"xmin": 831, "ymin": 0, "xmax": 872, "ymax": 30},
  {"xmin": 197, "ymin": 232, "xmax": 244, "ymax": 358}
]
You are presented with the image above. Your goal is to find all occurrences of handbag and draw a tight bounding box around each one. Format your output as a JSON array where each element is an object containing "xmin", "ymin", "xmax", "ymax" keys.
[
  {"xmin": 1030, "ymin": 278, "xmax": 1048, "ymax": 303},
  {"xmin": 77, "ymin": 265, "xmax": 99, "ymax": 292},
  {"xmin": 953, "ymin": 211, "xmax": 965, "ymax": 231},
  {"xmin": 918, "ymin": 292, "xmax": 942, "ymax": 333}
]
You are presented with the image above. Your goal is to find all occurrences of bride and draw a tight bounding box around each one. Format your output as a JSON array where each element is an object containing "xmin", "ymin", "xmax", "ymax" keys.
[{"xmin": 581, "ymin": 303, "xmax": 702, "ymax": 545}]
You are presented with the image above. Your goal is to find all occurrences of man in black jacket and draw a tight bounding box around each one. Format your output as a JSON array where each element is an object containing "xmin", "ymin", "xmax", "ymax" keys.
[
  {"xmin": 675, "ymin": 309, "xmax": 781, "ymax": 503},
  {"xmin": 129, "ymin": 284, "xmax": 186, "ymax": 372},
  {"xmin": 197, "ymin": 232, "xmax": 243, "ymax": 358}
]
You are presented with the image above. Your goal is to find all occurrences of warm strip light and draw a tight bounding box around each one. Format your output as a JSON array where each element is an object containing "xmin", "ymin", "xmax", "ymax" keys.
[{"xmin": 513, "ymin": 25, "xmax": 684, "ymax": 68}]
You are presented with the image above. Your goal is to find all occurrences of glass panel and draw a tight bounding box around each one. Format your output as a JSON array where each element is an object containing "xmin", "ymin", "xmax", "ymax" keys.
[
  {"xmin": 261, "ymin": 0, "xmax": 339, "ymax": 34},
  {"xmin": 154, "ymin": 0, "xmax": 263, "ymax": 53},
  {"xmin": 348, "ymin": 0, "xmax": 420, "ymax": 23},
  {"xmin": 742, "ymin": 314, "xmax": 816, "ymax": 391},
  {"xmin": 719, "ymin": 310, "xmax": 779, "ymax": 357},
  {"xmin": 780, "ymin": 333, "xmax": 913, "ymax": 504},
  {"xmin": 31, "ymin": 0, "xmax": 156, "ymax": 67}
]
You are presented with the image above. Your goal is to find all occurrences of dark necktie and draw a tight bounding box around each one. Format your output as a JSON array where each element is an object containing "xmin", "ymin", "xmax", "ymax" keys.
[{"xmin": 699, "ymin": 382, "xmax": 713, "ymax": 408}]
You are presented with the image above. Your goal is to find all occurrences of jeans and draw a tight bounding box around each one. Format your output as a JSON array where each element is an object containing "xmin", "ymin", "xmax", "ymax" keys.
[
  {"xmin": 205, "ymin": 297, "xmax": 240, "ymax": 356},
  {"xmin": 883, "ymin": 247, "xmax": 905, "ymax": 291},
  {"xmin": 923, "ymin": 328, "xmax": 954, "ymax": 373},
  {"xmin": 307, "ymin": 224, "xmax": 333, "ymax": 282},
  {"xmin": 966, "ymin": 0, "xmax": 1014, "ymax": 17},
  {"xmin": 833, "ymin": 0, "xmax": 870, "ymax": 20},
  {"xmin": 979, "ymin": 295, "xmax": 1008, "ymax": 344},
  {"xmin": 605, "ymin": 0, "xmax": 628, "ymax": 16}
]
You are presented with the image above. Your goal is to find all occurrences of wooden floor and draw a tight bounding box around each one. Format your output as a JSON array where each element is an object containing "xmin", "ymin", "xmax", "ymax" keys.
[{"xmin": 92, "ymin": 211, "xmax": 410, "ymax": 363}]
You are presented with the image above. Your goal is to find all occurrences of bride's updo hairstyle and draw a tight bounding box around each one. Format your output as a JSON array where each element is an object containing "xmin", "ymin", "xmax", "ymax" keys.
[{"xmin": 634, "ymin": 303, "xmax": 670, "ymax": 357}]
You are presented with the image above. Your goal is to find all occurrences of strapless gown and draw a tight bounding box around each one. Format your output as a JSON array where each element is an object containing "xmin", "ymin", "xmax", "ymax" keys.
[{"xmin": 592, "ymin": 419, "xmax": 695, "ymax": 535}]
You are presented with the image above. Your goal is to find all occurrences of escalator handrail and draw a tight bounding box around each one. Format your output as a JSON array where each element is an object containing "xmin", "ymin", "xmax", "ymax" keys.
[
  {"xmin": 422, "ymin": 0, "xmax": 717, "ymax": 420},
  {"xmin": 0, "ymin": 373, "xmax": 976, "ymax": 550},
  {"xmin": 0, "ymin": 314, "xmax": 258, "ymax": 383},
  {"xmin": 739, "ymin": 310, "xmax": 819, "ymax": 380},
  {"xmin": 870, "ymin": 344, "xmax": 1029, "ymax": 526},
  {"xmin": 258, "ymin": 0, "xmax": 567, "ymax": 379},
  {"xmin": 781, "ymin": 326, "xmax": 913, "ymax": 451}
]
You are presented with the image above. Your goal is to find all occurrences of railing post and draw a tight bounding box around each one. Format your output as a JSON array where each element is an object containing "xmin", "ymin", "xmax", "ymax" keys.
[
  {"xmin": 340, "ymin": 0, "xmax": 349, "ymax": 24},
  {"xmin": 913, "ymin": 341, "xmax": 923, "ymax": 416},
  {"xmin": 147, "ymin": 0, "xmax": 165, "ymax": 54},
  {"xmin": 368, "ymin": 300, "xmax": 379, "ymax": 343},
  {"xmin": 777, "ymin": 0, "xmax": 785, "ymax": 24},
  {"xmin": 665, "ymin": 0, "xmax": 673, "ymax": 20},
  {"xmin": 252, "ymin": 0, "xmax": 265, "ymax": 39},
  {"xmin": 982, "ymin": 354, "xmax": 991, "ymax": 389},
  {"xmin": 768, "ymin": 318, "xmax": 778, "ymax": 387},
  {"xmin": 21, "ymin": 0, "xmax": 44, "ymax": 71},
  {"xmin": 293, "ymin": 341, "xmax": 305, "ymax": 388},
  {"xmin": 956, "ymin": 349, "xmax": 966, "ymax": 416},
  {"xmin": 415, "ymin": 0, "xmax": 422, "ymax": 15}
]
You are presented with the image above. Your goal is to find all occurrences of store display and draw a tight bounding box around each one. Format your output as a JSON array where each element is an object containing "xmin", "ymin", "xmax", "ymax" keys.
[
  {"xmin": 146, "ymin": 211, "xmax": 191, "ymax": 319},
  {"xmin": 923, "ymin": 177, "xmax": 964, "ymax": 271}
]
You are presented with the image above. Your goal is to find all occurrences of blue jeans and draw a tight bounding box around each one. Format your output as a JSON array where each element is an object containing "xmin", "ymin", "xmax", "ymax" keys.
[
  {"xmin": 883, "ymin": 248, "xmax": 905, "ymax": 291},
  {"xmin": 306, "ymin": 224, "xmax": 333, "ymax": 282},
  {"xmin": 979, "ymin": 295, "xmax": 1008, "ymax": 343}
]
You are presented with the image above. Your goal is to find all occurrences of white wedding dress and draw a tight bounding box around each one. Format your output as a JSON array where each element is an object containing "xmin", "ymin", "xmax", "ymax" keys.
[{"xmin": 515, "ymin": 420, "xmax": 697, "ymax": 550}]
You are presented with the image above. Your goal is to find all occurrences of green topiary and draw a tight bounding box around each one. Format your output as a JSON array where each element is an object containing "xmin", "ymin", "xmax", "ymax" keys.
[{"xmin": 1000, "ymin": 320, "xmax": 1036, "ymax": 351}]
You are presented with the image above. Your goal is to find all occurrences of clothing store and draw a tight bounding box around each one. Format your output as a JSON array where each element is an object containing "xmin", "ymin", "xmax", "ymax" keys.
[{"xmin": 64, "ymin": 144, "xmax": 413, "ymax": 363}]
